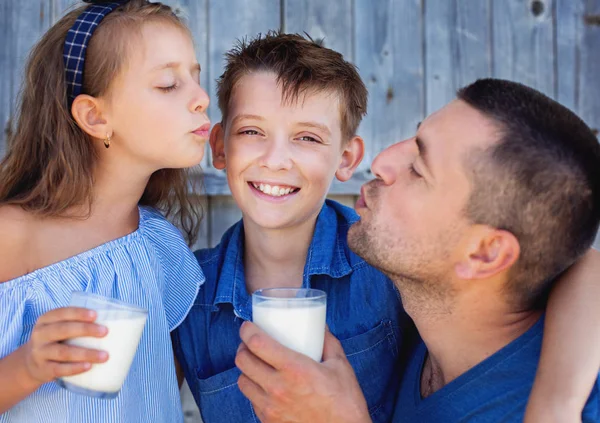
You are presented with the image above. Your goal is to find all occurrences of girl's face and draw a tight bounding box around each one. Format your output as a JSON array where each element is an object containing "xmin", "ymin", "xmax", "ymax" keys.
[{"xmin": 103, "ymin": 21, "xmax": 210, "ymax": 172}]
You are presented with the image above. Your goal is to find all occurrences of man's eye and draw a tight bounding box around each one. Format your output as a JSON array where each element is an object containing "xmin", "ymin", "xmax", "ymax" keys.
[{"xmin": 410, "ymin": 165, "xmax": 421, "ymax": 177}]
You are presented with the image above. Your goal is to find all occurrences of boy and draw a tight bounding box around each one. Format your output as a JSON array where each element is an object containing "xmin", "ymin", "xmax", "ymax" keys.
[{"xmin": 173, "ymin": 32, "xmax": 600, "ymax": 423}]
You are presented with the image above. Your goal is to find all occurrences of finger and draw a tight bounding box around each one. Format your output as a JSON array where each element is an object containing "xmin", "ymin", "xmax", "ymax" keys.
[
  {"xmin": 43, "ymin": 344, "xmax": 109, "ymax": 364},
  {"xmin": 238, "ymin": 373, "xmax": 269, "ymax": 412},
  {"xmin": 48, "ymin": 361, "xmax": 93, "ymax": 379},
  {"xmin": 36, "ymin": 322, "xmax": 107, "ymax": 344},
  {"xmin": 240, "ymin": 322, "xmax": 306, "ymax": 371},
  {"xmin": 36, "ymin": 307, "xmax": 97, "ymax": 325},
  {"xmin": 235, "ymin": 342, "xmax": 277, "ymax": 391},
  {"xmin": 322, "ymin": 329, "xmax": 346, "ymax": 361}
]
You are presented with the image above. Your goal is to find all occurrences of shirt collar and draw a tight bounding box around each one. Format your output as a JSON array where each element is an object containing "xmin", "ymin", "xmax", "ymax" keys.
[
  {"xmin": 213, "ymin": 220, "xmax": 253, "ymax": 320},
  {"xmin": 213, "ymin": 200, "xmax": 356, "ymax": 317},
  {"xmin": 302, "ymin": 200, "xmax": 354, "ymax": 283}
]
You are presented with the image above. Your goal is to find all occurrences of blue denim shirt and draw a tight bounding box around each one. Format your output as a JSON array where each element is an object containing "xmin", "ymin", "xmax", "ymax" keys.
[{"xmin": 173, "ymin": 200, "xmax": 406, "ymax": 423}]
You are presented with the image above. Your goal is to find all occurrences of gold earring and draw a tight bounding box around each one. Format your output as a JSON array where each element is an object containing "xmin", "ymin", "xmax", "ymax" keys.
[{"xmin": 104, "ymin": 133, "xmax": 111, "ymax": 149}]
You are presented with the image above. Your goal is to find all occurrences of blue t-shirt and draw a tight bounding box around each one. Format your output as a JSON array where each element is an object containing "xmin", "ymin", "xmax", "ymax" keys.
[
  {"xmin": 393, "ymin": 316, "xmax": 600, "ymax": 422},
  {"xmin": 172, "ymin": 200, "xmax": 407, "ymax": 423}
]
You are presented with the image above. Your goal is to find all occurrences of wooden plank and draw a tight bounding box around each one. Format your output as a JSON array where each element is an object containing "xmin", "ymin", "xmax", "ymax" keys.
[
  {"xmin": 555, "ymin": 0, "xmax": 584, "ymax": 111},
  {"xmin": 189, "ymin": 195, "xmax": 210, "ymax": 251},
  {"xmin": 0, "ymin": 0, "xmax": 56, "ymax": 155},
  {"xmin": 578, "ymin": 0, "xmax": 600, "ymax": 249},
  {"xmin": 208, "ymin": 195, "xmax": 242, "ymax": 248},
  {"xmin": 492, "ymin": 0, "xmax": 555, "ymax": 98},
  {"xmin": 425, "ymin": 0, "xmax": 492, "ymax": 114},
  {"xmin": 328, "ymin": 194, "xmax": 359, "ymax": 209},
  {"xmin": 283, "ymin": 0, "xmax": 353, "ymax": 60},
  {"xmin": 579, "ymin": 0, "xmax": 600, "ymax": 135},
  {"xmin": 207, "ymin": 0, "xmax": 280, "ymax": 126},
  {"xmin": 354, "ymin": 0, "xmax": 424, "ymax": 175}
]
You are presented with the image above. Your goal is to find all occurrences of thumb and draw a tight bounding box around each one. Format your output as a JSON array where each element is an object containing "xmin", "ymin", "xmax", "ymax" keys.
[{"xmin": 322, "ymin": 328, "xmax": 345, "ymax": 361}]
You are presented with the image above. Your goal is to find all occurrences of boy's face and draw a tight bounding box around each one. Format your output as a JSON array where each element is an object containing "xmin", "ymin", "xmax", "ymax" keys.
[{"xmin": 211, "ymin": 71, "xmax": 363, "ymax": 231}]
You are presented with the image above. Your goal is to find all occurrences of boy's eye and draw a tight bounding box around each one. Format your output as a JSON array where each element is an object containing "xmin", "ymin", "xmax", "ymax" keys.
[
  {"xmin": 240, "ymin": 130, "xmax": 260, "ymax": 136},
  {"xmin": 298, "ymin": 135, "xmax": 320, "ymax": 143},
  {"xmin": 158, "ymin": 84, "xmax": 178, "ymax": 92}
]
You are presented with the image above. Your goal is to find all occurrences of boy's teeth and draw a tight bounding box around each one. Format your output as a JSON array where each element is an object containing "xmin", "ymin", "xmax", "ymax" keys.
[{"xmin": 252, "ymin": 183, "xmax": 296, "ymax": 197}]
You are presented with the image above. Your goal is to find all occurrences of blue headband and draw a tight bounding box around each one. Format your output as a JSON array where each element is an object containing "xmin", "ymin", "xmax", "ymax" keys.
[{"xmin": 63, "ymin": 0, "xmax": 128, "ymax": 105}]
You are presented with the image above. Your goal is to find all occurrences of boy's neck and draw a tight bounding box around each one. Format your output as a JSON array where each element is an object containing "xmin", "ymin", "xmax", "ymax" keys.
[{"xmin": 243, "ymin": 213, "xmax": 319, "ymax": 294}]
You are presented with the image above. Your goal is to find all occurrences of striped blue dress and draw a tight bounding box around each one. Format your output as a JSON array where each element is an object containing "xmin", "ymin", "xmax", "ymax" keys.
[{"xmin": 0, "ymin": 206, "xmax": 204, "ymax": 422}]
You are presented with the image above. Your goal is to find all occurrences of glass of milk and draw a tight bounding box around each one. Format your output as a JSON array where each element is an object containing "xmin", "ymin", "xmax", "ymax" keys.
[
  {"xmin": 56, "ymin": 291, "xmax": 148, "ymax": 399},
  {"xmin": 252, "ymin": 288, "xmax": 327, "ymax": 362}
]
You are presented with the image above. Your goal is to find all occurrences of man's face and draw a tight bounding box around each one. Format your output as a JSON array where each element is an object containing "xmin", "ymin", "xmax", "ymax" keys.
[{"xmin": 348, "ymin": 100, "xmax": 499, "ymax": 291}]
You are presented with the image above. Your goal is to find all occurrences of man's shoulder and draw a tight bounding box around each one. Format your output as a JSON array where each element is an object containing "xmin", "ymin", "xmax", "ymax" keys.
[{"xmin": 395, "ymin": 319, "xmax": 546, "ymax": 422}]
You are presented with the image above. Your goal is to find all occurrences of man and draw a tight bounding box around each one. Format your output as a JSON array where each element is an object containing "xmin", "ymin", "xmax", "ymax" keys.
[{"xmin": 234, "ymin": 79, "xmax": 600, "ymax": 422}]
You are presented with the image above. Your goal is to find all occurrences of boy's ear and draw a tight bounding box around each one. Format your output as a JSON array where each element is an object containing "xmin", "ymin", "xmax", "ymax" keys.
[
  {"xmin": 335, "ymin": 135, "xmax": 365, "ymax": 182},
  {"xmin": 210, "ymin": 123, "xmax": 226, "ymax": 170},
  {"xmin": 71, "ymin": 94, "xmax": 109, "ymax": 141}
]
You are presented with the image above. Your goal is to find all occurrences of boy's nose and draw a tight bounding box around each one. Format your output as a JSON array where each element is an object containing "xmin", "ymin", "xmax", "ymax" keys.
[{"xmin": 259, "ymin": 137, "xmax": 293, "ymax": 171}]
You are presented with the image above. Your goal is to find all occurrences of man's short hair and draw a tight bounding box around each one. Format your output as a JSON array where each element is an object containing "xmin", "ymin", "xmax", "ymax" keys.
[{"xmin": 458, "ymin": 78, "xmax": 600, "ymax": 308}]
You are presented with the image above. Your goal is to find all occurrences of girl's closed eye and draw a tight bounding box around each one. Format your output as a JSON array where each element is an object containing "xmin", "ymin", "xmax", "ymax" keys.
[{"xmin": 158, "ymin": 83, "xmax": 178, "ymax": 93}]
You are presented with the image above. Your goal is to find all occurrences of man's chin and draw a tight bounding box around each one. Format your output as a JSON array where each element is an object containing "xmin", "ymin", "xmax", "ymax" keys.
[{"xmin": 348, "ymin": 224, "xmax": 373, "ymax": 260}]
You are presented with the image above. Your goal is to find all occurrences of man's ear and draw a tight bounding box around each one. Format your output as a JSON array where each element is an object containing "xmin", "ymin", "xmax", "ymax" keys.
[
  {"xmin": 71, "ymin": 94, "xmax": 110, "ymax": 142},
  {"xmin": 335, "ymin": 136, "xmax": 365, "ymax": 182},
  {"xmin": 455, "ymin": 227, "xmax": 520, "ymax": 280},
  {"xmin": 210, "ymin": 123, "xmax": 226, "ymax": 170}
]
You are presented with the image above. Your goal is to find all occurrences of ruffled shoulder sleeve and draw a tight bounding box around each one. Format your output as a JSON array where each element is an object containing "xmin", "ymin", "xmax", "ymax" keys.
[
  {"xmin": 139, "ymin": 207, "xmax": 205, "ymax": 331},
  {"xmin": 0, "ymin": 282, "xmax": 35, "ymax": 358}
]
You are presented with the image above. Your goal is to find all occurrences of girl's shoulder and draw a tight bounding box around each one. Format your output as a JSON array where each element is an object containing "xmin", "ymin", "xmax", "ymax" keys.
[{"xmin": 0, "ymin": 205, "xmax": 36, "ymax": 283}]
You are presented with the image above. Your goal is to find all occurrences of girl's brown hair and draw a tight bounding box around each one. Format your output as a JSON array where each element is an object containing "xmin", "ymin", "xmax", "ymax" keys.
[{"xmin": 0, "ymin": 0, "xmax": 202, "ymax": 245}]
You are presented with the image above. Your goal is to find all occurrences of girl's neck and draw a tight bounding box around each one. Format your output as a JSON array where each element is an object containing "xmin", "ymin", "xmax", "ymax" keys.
[
  {"xmin": 243, "ymin": 214, "xmax": 318, "ymax": 295},
  {"xmin": 68, "ymin": 157, "xmax": 151, "ymax": 234}
]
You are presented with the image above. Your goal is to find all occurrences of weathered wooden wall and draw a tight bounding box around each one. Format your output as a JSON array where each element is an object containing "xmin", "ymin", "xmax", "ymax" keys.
[{"xmin": 1, "ymin": 0, "xmax": 600, "ymax": 421}]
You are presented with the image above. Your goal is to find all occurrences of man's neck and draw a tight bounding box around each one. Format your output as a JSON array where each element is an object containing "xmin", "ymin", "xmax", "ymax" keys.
[
  {"xmin": 243, "ymin": 212, "xmax": 320, "ymax": 294},
  {"xmin": 400, "ymin": 279, "xmax": 542, "ymax": 396}
]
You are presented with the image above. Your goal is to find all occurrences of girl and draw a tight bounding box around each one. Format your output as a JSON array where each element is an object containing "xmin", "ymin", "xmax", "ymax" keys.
[{"xmin": 0, "ymin": 1, "xmax": 209, "ymax": 421}]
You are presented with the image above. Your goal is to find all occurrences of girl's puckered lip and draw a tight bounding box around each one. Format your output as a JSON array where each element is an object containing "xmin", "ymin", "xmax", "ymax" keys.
[{"xmin": 192, "ymin": 122, "xmax": 211, "ymax": 136}]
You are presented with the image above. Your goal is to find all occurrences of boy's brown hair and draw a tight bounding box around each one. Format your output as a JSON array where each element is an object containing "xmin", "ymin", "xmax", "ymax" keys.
[
  {"xmin": 0, "ymin": 0, "xmax": 201, "ymax": 245},
  {"xmin": 217, "ymin": 31, "xmax": 368, "ymax": 141}
]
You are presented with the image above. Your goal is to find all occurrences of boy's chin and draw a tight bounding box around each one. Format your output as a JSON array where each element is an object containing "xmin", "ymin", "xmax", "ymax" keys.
[{"xmin": 244, "ymin": 211, "xmax": 313, "ymax": 231}]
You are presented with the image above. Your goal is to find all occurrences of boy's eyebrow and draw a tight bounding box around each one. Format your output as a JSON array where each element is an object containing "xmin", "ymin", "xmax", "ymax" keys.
[
  {"xmin": 231, "ymin": 114, "xmax": 265, "ymax": 126},
  {"xmin": 297, "ymin": 122, "xmax": 331, "ymax": 137},
  {"xmin": 151, "ymin": 62, "xmax": 202, "ymax": 72}
]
